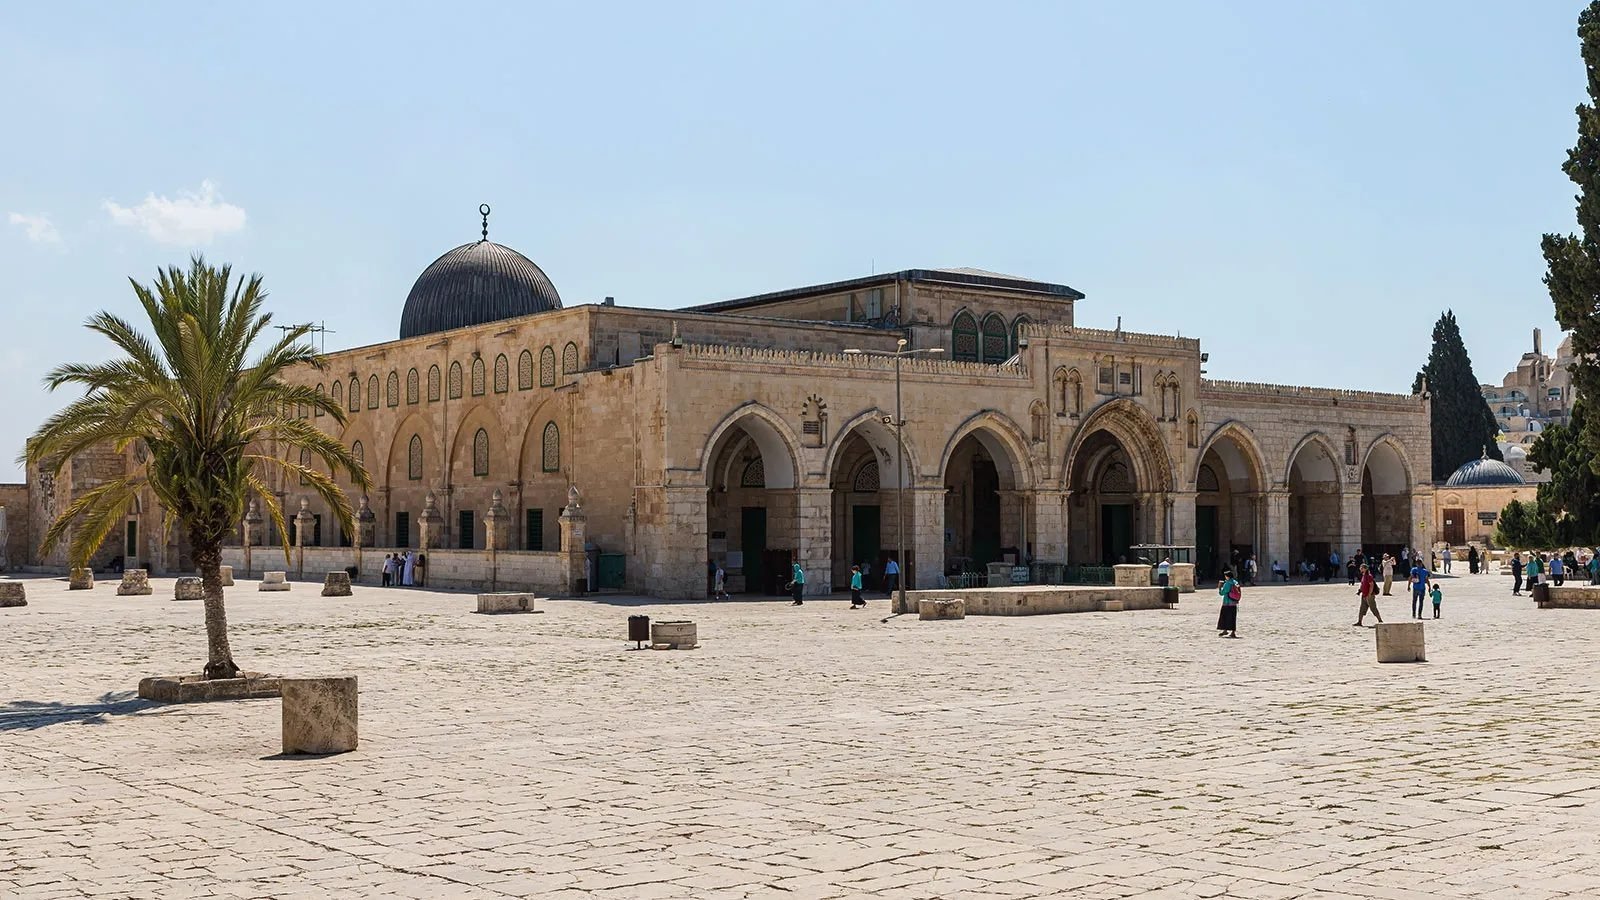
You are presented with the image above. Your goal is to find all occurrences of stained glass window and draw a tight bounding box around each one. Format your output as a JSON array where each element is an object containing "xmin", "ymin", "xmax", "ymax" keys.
[
  {"xmin": 367, "ymin": 375, "xmax": 379, "ymax": 409},
  {"xmin": 448, "ymin": 362, "xmax": 462, "ymax": 399},
  {"xmin": 541, "ymin": 422, "xmax": 560, "ymax": 472},
  {"xmin": 386, "ymin": 371, "xmax": 399, "ymax": 407},
  {"xmin": 952, "ymin": 311, "xmax": 979, "ymax": 362},
  {"xmin": 406, "ymin": 368, "xmax": 419, "ymax": 404},
  {"xmin": 473, "ymin": 428, "xmax": 489, "ymax": 477},
  {"xmin": 980, "ymin": 313, "xmax": 1009, "ymax": 364},
  {"xmin": 471, "ymin": 358, "xmax": 485, "ymax": 396},
  {"xmin": 314, "ymin": 384, "xmax": 325, "ymax": 417},
  {"xmin": 539, "ymin": 347, "xmax": 556, "ymax": 386},
  {"xmin": 518, "ymin": 350, "xmax": 533, "ymax": 390},
  {"xmin": 493, "ymin": 354, "xmax": 508, "ymax": 393},
  {"xmin": 562, "ymin": 342, "xmax": 578, "ymax": 375},
  {"xmin": 408, "ymin": 434, "xmax": 422, "ymax": 480},
  {"xmin": 427, "ymin": 365, "xmax": 441, "ymax": 402},
  {"xmin": 332, "ymin": 380, "xmax": 344, "ymax": 410}
]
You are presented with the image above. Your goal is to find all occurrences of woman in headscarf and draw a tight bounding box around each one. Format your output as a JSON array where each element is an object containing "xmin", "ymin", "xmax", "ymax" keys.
[{"xmin": 1217, "ymin": 569, "xmax": 1241, "ymax": 638}]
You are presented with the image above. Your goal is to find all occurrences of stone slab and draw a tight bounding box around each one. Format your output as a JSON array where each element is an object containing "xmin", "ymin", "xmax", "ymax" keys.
[
  {"xmin": 174, "ymin": 577, "xmax": 203, "ymax": 601},
  {"xmin": 1376, "ymin": 622, "xmax": 1427, "ymax": 663},
  {"xmin": 0, "ymin": 581, "xmax": 26, "ymax": 607},
  {"xmin": 1099, "ymin": 599, "xmax": 1124, "ymax": 612},
  {"xmin": 260, "ymin": 571, "xmax": 290, "ymax": 592},
  {"xmin": 219, "ymin": 565, "xmax": 234, "ymax": 587},
  {"xmin": 476, "ymin": 592, "xmax": 545, "ymax": 614},
  {"xmin": 1169, "ymin": 562, "xmax": 1196, "ymax": 593},
  {"xmin": 1113, "ymin": 564, "xmax": 1152, "ymax": 588},
  {"xmin": 117, "ymin": 569, "xmax": 153, "ymax": 596},
  {"xmin": 919, "ymin": 598, "xmax": 967, "ymax": 620},
  {"xmin": 137, "ymin": 673, "xmax": 283, "ymax": 703},
  {"xmin": 906, "ymin": 585, "xmax": 1165, "ymax": 616},
  {"xmin": 1541, "ymin": 585, "xmax": 1600, "ymax": 609},
  {"xmin": 321, "ymin": 571, "xmax": 352, "ymax": 597},
  {"xmin": 68, "ymin": 568, "xmax": 94, "ymax": 590},
  {"xmin": 651, "ymin": 620, "xmax": 698, "ymax": 649},
  {"xmin": 281, "ymin": 676, "xmax": 359, "ymax": 754}
]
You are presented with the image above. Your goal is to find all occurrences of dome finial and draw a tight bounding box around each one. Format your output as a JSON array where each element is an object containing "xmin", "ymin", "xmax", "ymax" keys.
[
  {"xmin": 479, "ymin": 203, "xmax": 491, "ymax": 242},
  {"xmin": 1482, "ymin": 444, "xmax": 1488, "ymax": 460}
]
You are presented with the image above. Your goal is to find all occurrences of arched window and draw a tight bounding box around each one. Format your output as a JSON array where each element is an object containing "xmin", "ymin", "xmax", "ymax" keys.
[
  {"xmin": 472, "ymin": 427, "xmax": 489, "ymax": 477},
  {"xmin": 1344, "ymin": 427, "xmax": 1358, "ymax": 465},
  {"xmin": 1154, "ymin": 374, "xmax": 1168, "ymax": 420},
  {"xmin": 386, "ymin": 371, "xmax": 399, "ymax": 407},
  {"xmin": 539, "ymin": 346, "xmax": 556, "ymax": 386},
  {"xmin": 407, "ymin": 434, "xmax": 423, "ymax": 481},
  {"xmin": 470, "ymin": 357, "xmax": 486, "ymax": 396},
  {"xmin": 980, "ymin": 313, "xmax": 1008, "ymax": 363},
  {"xmin": 348, "ymin": 377, "xmax": 361, "ymax": 412},
  {"xmin": 1170, "ymin": 381, "xmax": 1180, "ymax": 418},
  {"xmin": 448, "ymin": 361, "xmax": 463, "ymax": 399},
  {"xmin": 406, "ymin": 368, "xmax": 419, "ymax": 404},
  {"xmin": 1099, "ymin": 461, "xmax": 1132, "ymax": 494},
  {"xmin": 1068, "ymin": 369, "xmax": 1082, "ymax": 416},
  {"xmin": 1098, "ymin": 356, "xmax": 1114, "ymax": 392},
  {"xmin": 518, "ymin": 350, "xmax": 534, "ymax": 390},
  {"xmin": 1197, "ymin": 464, "xmax": 1220, "ymax": 492},
  {"xmin": 952, "ymin": 310, "xmax": 979, "ymax": 362},
  {"xmin": 351, "ymin": 440, "xmax": 364, "ymax": 468},
  {"xmin": 331, "ymin": 380, "xmax": 344, "ymax": 410},
  {"xmin": 1030, "ymin": 401, "xmax": 1047, "ymax": 443},
  {"xmin": 427, "ymin": 365, "xmax": 441, "ymax": 402},
  {"xmin": 298, "ymin": 448, "xmax": 312, "ymax": 486},
  {"xmin": 562, "ymin": 341, "xmax": 579, "ymax": 375},
  {"xmin": 1186, "ymin": 412, "xmax": 1200, "ymax": 449},
  {"xmin": 852, "ymin": 460, "xmax": 879, "ymax": 493},
  {"xmin": 366, "ymin": 375, "xmax": 380, "ymax": 410},
  {"xmin": 314, "ymin": 384, "xmax": 325, "ymax": 417},
  {"xmin": 740, "ymin": 457, "xmax": 765, "ymax": 488},
  {"xmin": 1011, "ymin": 315, "xmax": 1032, "ymax": 355},
  {"xmin": 493, "ymin": 354, "xmax": 509, "ymax": 393},
  {"xmin": 541, "ymin": 422, "xmax": 560, "ymax": 472}
]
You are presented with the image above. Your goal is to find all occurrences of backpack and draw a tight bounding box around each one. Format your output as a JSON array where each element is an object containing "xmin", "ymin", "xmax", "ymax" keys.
[{"xmin": 1226, "ymin": 583, "xmax": 1241, "ymax": 602}]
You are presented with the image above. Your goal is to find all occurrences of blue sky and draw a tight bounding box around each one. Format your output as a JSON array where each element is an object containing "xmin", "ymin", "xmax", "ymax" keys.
[{"xmin": 0, "ymin": 1, "xmax": 1586, "ymax": 480}]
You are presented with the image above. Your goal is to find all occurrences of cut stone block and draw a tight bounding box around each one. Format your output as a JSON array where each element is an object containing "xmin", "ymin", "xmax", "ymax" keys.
[
  {"xmin": 1099, "ymin": 598, "xmax": 1124, "ymax": 612},
  {"xmin": 259, "ymin": 571, "xmax": 290, "ymax": 592},
  {"xmin": 651, "ymin": 619, "xmax": 698, "ymax": 649},
  {"xmin": 117, "ymin": 569, "xmax": 153, "ymax": 596},
  {"xmin": 68, "ymin": 568, "xmax": 94, "ymax": 590},
  {"xmin": 1112, "ymin": 564, "xmax": 1151, "ymax": 587},
  {"xmin": 174, "ymin": 577, "xmax": 203, "ymax": 601},
  {"xmin": 137, "ymin": 673, "xmax": 282, "ymax": 703},
  {"xmin": 477, "ymin": 592, "xmax": 544, "ymax": 614},
  {"xmin": 1169, "ymin": 562, "xmax": 1196, "ymax": 593},
  {"xmin": 1376, "ymin": 622, "xmax": 1427, "ymax": 663},
  {"xmin": 918, "ymin": 598, "xmax": 967, "ymax": 620},
  {"xmin": 0, "ymin": 581, "xmax": 26, "ymax": 607},
  {"xmin": 219, "ymin": 565, "xmax": 234, "ymax": 587},
  {"xmin": 281, "ymin": 676, "xmax": 358, "ymax": 754},
  {"xmin": 321, "ymin": 571, "xmax": 352, "ymax": 597}
]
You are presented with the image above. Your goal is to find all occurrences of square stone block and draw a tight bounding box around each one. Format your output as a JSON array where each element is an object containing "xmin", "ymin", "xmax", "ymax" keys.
[
  {"xmin": 1099, "ymin": 599, "xmax": 1124, "ymax": 612},
  {"xmin": 0, "ymin": 581, "xmax": 26, "ymax": 607},
  {"xmin": 321, "ymin": 571, "xmax": 352, "ymax": 597},
  {"xmin": 281, "ymin": 677, "xmax": 359, "ymax": 754},
  {"xmin": 68, "ymin": 568, "xmax": 94, "ymax": 590},
  {"xmin": 1169, "ymin": 563, "xmax": 1196, "ymax": 593},
  {"xmin": 1376, "ymin": 622, "xmax": 1427, "ymax": 663},
  {"xmin": 1112, "ymin": 564, "xmax": 1151, "ymax": 588},
  {"xmin": 477, "ymin": 592, "xmax": 544, "ymax": 614},
  {"xmin": 219, "ymin": 565, "xmax": 234, "ymax": 587},
  {"xmin": 918, "ymin": 598, "xmax": 966, "ymax": 620},
  {"xmin": 651, "ymin": 620, "xmax": 698, "ymax": 648},
  {"xmin": 174, "ymin": 577, "xmax": 203, "ymax": 601},
  {"xmin": 117, "ymin": 569, "xmax": 153, "ymax": 596},
  {"xmin": 259, "ymin": 571, "xmax": 290, "ymax": 592}
]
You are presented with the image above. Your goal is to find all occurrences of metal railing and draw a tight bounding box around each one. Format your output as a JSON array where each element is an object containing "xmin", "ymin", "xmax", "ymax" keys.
[{"xmin": 938, "ymin": 563, "xmax": 1116, "ymax": 588}]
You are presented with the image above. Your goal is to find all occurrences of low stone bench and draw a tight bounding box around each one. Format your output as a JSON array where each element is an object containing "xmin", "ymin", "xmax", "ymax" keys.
[
  {"xmin": 1099, "ymin": 598, "xmax": 1125, "ymax": 612},
  {"xmin": 174, "ymin": 577, "xmax": 203, "ymax": 601},
  {"xmin": 1541, "ymin": 585, "xmax": 1600, "ymax": 609},
  {"xmin": 1376, "ymin": 622, "xmax": 1426, "ymax": 663},
  {"xmin": 651, "ymin": 620, "xmax": 698, "ymax": 649},
  {"xmin": 281, "ymin": 676, "xmax": 359, "ymax": 754},
  {"xmin": 477, "ymin": 592, "xmax": 544, "ymax": 614},
  {"xmin": 68, "ymin": 568, "xmax": 93, "ymax": 590},
  {"xmin": 321, "ymin": 571, "xmax": 352, "ymax": 597},
  {"xmin": 259, "ymin": 571, "xmax": 290, "ymax": 592},
  {"xmin": 138, "ymin": 673, "xmax": 282, "ymax": 703},
  {"xmin": 219, "ymin": 565, "xmax": 234, "ymax": 587},
  {"xmin": 117, "ymin": 569, "xmax": 153, "ymax": 596},
  {"xmin": 0, "ymin": 581, "xmax": 26, "ymax": 607},
  {"xmin": 918, "ymin": 598, "xmax": 966, "ymax": 620}
]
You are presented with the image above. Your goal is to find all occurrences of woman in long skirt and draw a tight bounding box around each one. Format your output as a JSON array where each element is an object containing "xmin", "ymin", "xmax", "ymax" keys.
[{"xmin": 1217, "ymin": 570, "xmax": 1241, "ymax": 638}]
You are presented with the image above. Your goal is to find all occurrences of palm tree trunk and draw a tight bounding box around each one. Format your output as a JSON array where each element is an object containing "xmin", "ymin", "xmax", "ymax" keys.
[{"xmin": 192, "ymin": 540, "xmax": 241, "ymax": 679}]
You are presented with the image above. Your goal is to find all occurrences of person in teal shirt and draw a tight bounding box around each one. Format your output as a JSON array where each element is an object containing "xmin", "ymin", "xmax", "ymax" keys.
[
  {"xmin": 1216, "ymin": 570, "xmax": 1241, "ymax": 638},
  {"xmin": 849, "ymin": 565, "xmax": 865, "ymax": 609},
  {"xmin": 1430, "ymin": 583, "xmax": 1443, "ymax": 619},
  {"xmin": 789, "ymin": 562, "xmax": 806, "ymax": 606}
]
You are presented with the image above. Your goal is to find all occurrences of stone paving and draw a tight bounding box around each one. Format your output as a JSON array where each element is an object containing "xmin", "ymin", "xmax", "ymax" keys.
[{"xmin": 3, "ymin": 571, "xmax": 1599, "ymax": 899}]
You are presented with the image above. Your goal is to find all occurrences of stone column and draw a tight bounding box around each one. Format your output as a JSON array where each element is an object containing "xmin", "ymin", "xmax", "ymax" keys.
[
  {"xmin": 1169, "ymin": 490, "xmax": 1196, "ymax": 548},
  {"xmin": 1264, "ymin": 489, "xmax": 1291, "ymax": 572},
  {"xmin": 1338, "ymin": 490, "xmax": 1364, "ymax": 555},
  {"xmin": 417, "ymin": 491, "xmax": 443, "ymax": 552},
  {"xmin": 559, "ymin": 502, "xmax": 588, "ymax": 595},
  {"xmin": 908, "ymin": 486, "xmax": 946, "ymax": 596},
  {"xmin": 294, "ymin": 499, "xmax": 314, "ymax": 579},
  {"xmin": 998, "ymin": 490, "xmax": 1026, "ymax": 557},
  {"xmin": 242, "ymin": 500, "xmax": 262, "ymax": 580},
  {"xmin": 354, "ymin": 495, "xmax": 375, "ymax": 582},
  {"xmin": 1410, "ymin": 491, "xmax": 1434, "ymax": 554},
  {"xmin": 794, "ymin": 487, "xmax": 831, "ymax": 596},
  {"xmin": 1032, "ymin": 489, "xmax": 1070, "ymax": 563},
  {"xmin": 633, "ymin": 485, "xmax": 708, "ymax": 600},
  {"xmin": 484, "ymin": 489, "xmax": 511, "ymax": 551}
]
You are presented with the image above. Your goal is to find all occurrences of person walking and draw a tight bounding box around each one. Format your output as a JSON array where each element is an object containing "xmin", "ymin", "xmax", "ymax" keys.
[
  {"xmin": 1511, "ymin": 551, "xmax": 1524, "ymax": 595},
  {"xmin": 849, "ymin": 565, "xmax": 865, "ymax": 608},
  {"xmin": 882, "ymin": 557, "xmax": 900, "ymax": 597},
  {"xmin": 713, "ymin": 562, "xmax": 729, "ymax": 601},
  {"xmin": 381, "ymin": 553, "xmax": 395, "ymax": 588},
  {"xmin": 1245, "ymin": 555, "xmax": 1258, "ymax": 586},
  {"xmin": 1468, "ymin": 545, "xmax": 1480, "ymax": 575},
  {"xmin": 1442, "ymin": 546, "xmax": 1452, "ymax": 574},
  {"xmin": 402, "ymin": 549, "xmax": 416, "ymax": 586},
  {"xmin": 1589, "ymin": 550, "xmax": 1599, "ymax": 585},
  {"xmin": 415, "ymin": 551, "xmax": 426, "ymax": 587},
  {"xmin": 1355, "ymin": 564, "xmax": 1383, "ymax": 627},
  {"xmin": 1216, "ymin": 569, "xmax": 1241, "ymax": 638},
  {"xmin": 1409, "ymin": 558, "xmax": 1430, "ymax": 619},
  {"xmin": 1430, "ymin": 582, "xmax": 1444, "ymax": 619},
  {"xmin": 1328, "ymin": 549, "xmax": 1341, "ymax": 583},
  {"xmin": 1157, "ymin": 556, "xmax": 1172, "ymax": 588},
  {"xmin": 788, "ymin": 561, "xmax": 805, "ymax": 606},
  {"xmin": 1381, "ymin": 553, "xmax": 1395, "ymax": 596},
  {"xmin": 1345, "ymin": 554, "xmax": 1358, "ymax": 586},
  {"xmin": 1551, "ymin": 553, "xmax": 1566, "ymax": 586}
]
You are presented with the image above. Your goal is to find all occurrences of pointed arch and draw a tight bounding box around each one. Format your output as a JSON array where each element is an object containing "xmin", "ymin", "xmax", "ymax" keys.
[
  {"xmin": 939, "ymin": 410, "xmax": 1036, "ymax": 489},
  {"xmin": 1010, "ymin": 315, "xmax": 1032, "ymax": 355},
  {"xmin": 314, "ymin": 383, "xmax": 325, "ymax": 417},
  {"xmin": 698, "ymin": 403, "xmax": 803, "ymax": 490},
  {"xmin": 366, "ymin": 374, "xmax": 380, "ymax": 410},
  {"xmin": 347, "ymin": 376, "xmax": 361, "ymax": 412},
  {"xmin": 518, "ymin": 349, "xmax": 534, "ymax": 390},
  {"xmin": 427, "ymin": 364, "xmax": 441, "ymax": 402},
  {"xmin": 951, "ymin": 309, "xmax": 979, "ymax": 362},
  {"xmin": 1360, "ymin": 434, "xmax": 1413, "ymax": 495},
  {"xmin": 470, "ymin": 357, "xmax": 486, "ymax": 396},
  {"xmin": 384, "ymin": 413, "xmax": 443, "ymax": 490},
  {"xmin": 331, "ymin": 379, "xmax": 344, "ymax": 411},
  {"xmin": 386, "ymin": 371, "xmax": 400, "ymax": 407},
  {"xmin": 824, "ymin": 408, "xmax": 920, "ymax": 489},
  {"xmin": 448, "ymin": 404, "xmax": 510, "ymax": 483},
  {"xmin": 562, "ymin": 341, "xmax": 579, "ymax": 375},
  {"xmin": 448, "ymin": 361, "xmax": 463, "ymax": 399},
  {"xmin": 493, "ymin": 353, "xmax": 509, "ymax": 394},
  {"xmin": 406, "ymin": 368, "xmax": 420, "ymax": 404},
  {"xmin": 541, "ymin": 422, "xmax": 561, "ymax": 472},
  {"xmin": 1283, "ymin": 432, "xmax": 1344, "ymax": 487},
  {"xmin": 1192, "ymin": 420, "xmax": 1269, "ymax": 490},
  {"xmin": 539, "ymin": 346, "xmax": 556, "ymax": 386},
  {"xmin": 980, "ymin": 312, "xmax": 1009, "ymax": 364},
  {"xmin": 1061, "ymin": 397, "xmax": 1174, "ymax": 493}
]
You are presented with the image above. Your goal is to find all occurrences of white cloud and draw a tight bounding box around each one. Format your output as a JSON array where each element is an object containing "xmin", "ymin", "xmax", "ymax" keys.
[
  {"xmin": 103, "ymin": 179, "xmax": 246, "ymax": 245},
  {"xmin": 7, "ymin": 212, "xmax": 61, "ymax": 244}
]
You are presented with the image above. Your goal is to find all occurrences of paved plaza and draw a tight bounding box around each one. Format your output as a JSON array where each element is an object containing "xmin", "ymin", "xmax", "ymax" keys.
[{"xmin": 3, "ymin": 571, "xmax": 1599, "ymax": 899}]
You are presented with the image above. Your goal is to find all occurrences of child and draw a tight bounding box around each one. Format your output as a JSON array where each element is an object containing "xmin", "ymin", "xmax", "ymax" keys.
[
  {"xmin": 849, "ymin": 565, "xmax": 865, "ymax": 608},
  {"xmin": 713, "ymin": 562, "xmax": 729, "ymax": 602},
  {"xmin": 1430, "ymin": 583, "xmax": 1442, "ymax": 619}
]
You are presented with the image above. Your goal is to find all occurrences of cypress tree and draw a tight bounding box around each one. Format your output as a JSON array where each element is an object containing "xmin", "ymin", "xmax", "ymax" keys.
[
  {"xmin": 1543, "ymin": 2, "xmax": 1600, "ymax": 473},
  {"xmin": 1413, "ymin": 310, "xmax": 1502, "ymax": 480}
]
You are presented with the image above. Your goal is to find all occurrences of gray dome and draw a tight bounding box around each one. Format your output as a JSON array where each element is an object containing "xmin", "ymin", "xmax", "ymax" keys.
[
  {"xmin": 399, "ymin": 239, "xmax": 561, "ymax": 339},
  {"xmin": 1445, "ymin": 456, "xmax": 1525, "ymax": 487}
]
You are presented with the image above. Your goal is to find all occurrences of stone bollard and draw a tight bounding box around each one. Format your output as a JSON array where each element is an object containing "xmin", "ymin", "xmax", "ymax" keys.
[
  {"xmin": 1376, "ymin": 622, "xmax": 1427, "ymax": 663},
  {"xmin": 651, "ymin": 620, "xmax": 698, "ymax": 649},
  {"xmin": 0, "ymin": 581, "xmax": 26, "ymax": 608},
  {"xmin": 1099, "ymin": 598, "xmax": 1125, "ymax": 612},
  {"xmin": 219, "ymin": 565, "xmax": 234, "ymax": 587},
  {"xmin": 1169, "ymin": 563, "xmax": 1196, "ymax": 593},
  {"xmin": 116, "ymin": 569, "xmax": 153, "ymax": 596},
  {"xmin": 173, "ymin": 577, "xmax": 204, "ymax": 601},
  {"xmin": 259, "ymin": 571, "xmax": 290, "ymax": 592},
  {"xmin": 476, "ymin": 592, "xmax": 543, "ymax": 614},
  {"xmin": 281, "ymin": 677, "xmax": 359, "ymax": 754},
  {"xmin": 918, "ymin": 598, "xmax": 967, "ymax": 620},
  {"xmin": 1112, "ymin": 564, "xmax": 1151, "ymax": 587},
  {"xmin": 320, "ymin": 571, "xmax": 352, "ymax": 597},
  {"xmin": 68, "ymin": 568, "xmax": 94, "ymax": 590}
]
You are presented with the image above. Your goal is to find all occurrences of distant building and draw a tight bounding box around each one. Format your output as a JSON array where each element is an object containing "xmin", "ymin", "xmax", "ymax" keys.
[
  {"xmin": 1433, "ymin": 453, "xmax": 1533, "ymax": 547},
  {"xmin": 1481, "ymin": 329, "xmax": 1576, "ymax": 482}
]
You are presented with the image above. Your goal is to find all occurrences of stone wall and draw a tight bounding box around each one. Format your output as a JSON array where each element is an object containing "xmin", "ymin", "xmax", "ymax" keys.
[
  {"xmin": 0, "ymin": 484, "xmax": 31, "ymax": 569},
  {"xmin": 220, "ymin": 546, "xmax": 567, "ymax": 594}
]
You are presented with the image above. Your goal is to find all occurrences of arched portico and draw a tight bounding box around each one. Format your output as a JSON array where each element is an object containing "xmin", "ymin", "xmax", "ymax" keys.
[
  {"xmin": 702, "ymin": 407, "xmax": 804, "ymax": 596},
  {"xmin": 826, "ymin": 411, "xmax": 914, "ymax": 591},
  {"xmin": 1360, "ymin": 436, "xmax": 1412, "ymax": 554},
  {"xmin": 1285, "ymin": 433, "xmax": 1343, "ymax": 576},
  {"xmin": 1062, "ymin": 400, "xmax": 1175, "ymax": 565},
  {"xmin": 1192, "ymin": 422, "xmax": 1269, "ymax": 581},
  {"xmin": 939, "ymin": 413, "xmax": 1032, "ymax": 577}
]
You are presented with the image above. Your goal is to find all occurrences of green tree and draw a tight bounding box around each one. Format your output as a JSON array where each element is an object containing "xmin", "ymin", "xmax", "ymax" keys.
[
  {"xmin": 1493, "ymin": 499, "xmax": 1550, "ymax": 549},
  {"xmin": 25, "ymin": 257, "xmax": 369, "ymax": 678},
  {"xmin": 1543, "ymin": 2, "xmax": 1600, "ymax": 474},
  {"xmin": 1527, "ymin": 402, "xmax": 1600, "ymax": 545},
  {"xmin": 1412, "ymin": 310, "xmax": 1502, "ymax": 479}
]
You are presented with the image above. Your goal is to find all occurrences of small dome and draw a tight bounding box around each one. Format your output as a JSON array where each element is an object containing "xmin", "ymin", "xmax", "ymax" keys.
[
  {"xmin": 398, "ymin": 207, "xmax": 561, "ymax": 339},
  {"xmin": 1445, "ymin": 456, "xmax": 1525, "ymax": 487},
  {"xmin": 1504, "ymin": 444, "xmax": 1527, "ymax": 459}
]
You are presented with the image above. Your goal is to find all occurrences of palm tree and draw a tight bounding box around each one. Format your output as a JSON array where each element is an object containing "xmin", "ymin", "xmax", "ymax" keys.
[{"xmin": 26, "ymin": 256, "xmax": 370, "ymax": 679}]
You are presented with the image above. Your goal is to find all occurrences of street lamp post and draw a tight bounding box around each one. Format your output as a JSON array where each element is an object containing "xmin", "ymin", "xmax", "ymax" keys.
[{"xmin": 845, "ymin": 339, "xmax": 943, "ymax": 614}]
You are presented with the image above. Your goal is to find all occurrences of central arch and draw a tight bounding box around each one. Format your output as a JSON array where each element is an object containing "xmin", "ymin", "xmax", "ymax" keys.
[
  {"xmin": 1285, "ymin": 433, "xmax": 1343, "ymax": 577},
  {"xmin": 702, "ymin": 406, "xmax": 802, "ymax": 597},
  {"xmin": 939, "ymin": 413, "xmax": 1032, "ymax": 576},
  {"xmin": 826, "ymin": 410, "xmax": 916, "ymax": 591},
  {"xmin": 1192, "ymin": 422, "xmax": 1269, "ymax": 580},
  {"xmin": 1360, "ymin": 435, "xmax": 1412, "ymax": 555},
  {"xmin": 1061, "ymin": 399, "xmax": 1175, "ymax": 565}
]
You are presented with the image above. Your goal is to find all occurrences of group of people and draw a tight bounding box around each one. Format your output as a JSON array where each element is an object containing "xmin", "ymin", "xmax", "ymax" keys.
[
  {"xmin": 1353, "ymin": 557, "xmax": 1441, "ymax": 625},
  {"xmin": 706, "ymin": 557, "xmax": 901, "ymax": 607},
  {"xmin": 1509, "ymin": 549, "xmax": 1600, "ymax": 595},
  {"xmin": 380, "ymin": 550, "xmax": 424, "ymax": 587}
]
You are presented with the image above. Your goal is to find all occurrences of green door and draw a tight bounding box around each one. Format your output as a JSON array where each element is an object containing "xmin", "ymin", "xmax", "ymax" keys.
[
  {"xmin": 1100, "ymin": 503, "xmax": 1133, "ymax": 564},
  {"xmin": 740, "ymin": 507, "xmax": 767, "ymax": 594},
  {"xmin": 1196, "ymin": 505, "xmax": 1218, "ymax": 581},
  {"xmin": 851, "ymin": 505, "xmax": 880, "ymax": 571}
]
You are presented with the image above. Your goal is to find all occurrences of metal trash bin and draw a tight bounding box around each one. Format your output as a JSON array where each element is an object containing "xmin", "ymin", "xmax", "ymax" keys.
[
  {"xmin": 1531, "ymin": 581, "xmax": 1550, "ymax": 607},
  {"xmin": 1162, "ymin": 586, "xmax": 1179, "ymax": 607},
  {"xmin": 628, "ymin": 615, "xmax": 651, "ymax": 648}
]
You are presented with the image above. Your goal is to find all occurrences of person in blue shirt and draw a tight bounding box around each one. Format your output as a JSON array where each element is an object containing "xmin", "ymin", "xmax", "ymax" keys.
[
  {"xmin": 1430, "ymin": 583, "xmax": 1443, "ymax": 619},
  {"xmin": 849, "ymin": 564, "xmax": 865, "ymax": 608},
  {"xmin": 789, "ymin": 562, "xmax": 805, "ymax": 606},
  {"xmin": 1216, "ymin": 570, "xmax": 1241, "ymax": 638},
  {"xmin": 1409, "ymin": 562, "xmax": 1430, "ymax": 619}
]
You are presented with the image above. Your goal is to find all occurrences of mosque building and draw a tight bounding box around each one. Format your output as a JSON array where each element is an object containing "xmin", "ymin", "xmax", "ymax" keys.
[{"xmin": 20, "ymin": 208, "xmax": 1435, "ymax": 596}]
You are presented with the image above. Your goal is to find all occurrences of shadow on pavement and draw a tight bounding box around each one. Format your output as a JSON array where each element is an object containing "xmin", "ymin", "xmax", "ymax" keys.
[{"xmin": 0, "ymin": 691, "xmax": 163, "ymax": 732}]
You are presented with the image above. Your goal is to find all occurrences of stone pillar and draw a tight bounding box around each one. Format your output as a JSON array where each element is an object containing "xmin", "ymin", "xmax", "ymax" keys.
[
  {"xmin": 1410, "ymin": 490, "xmax": 1434, "ymax": 555},
  {"xmin": 998, "ymin": 490, "xmax": 1025, "ymax": 556},
  {"xmin": 794, "ymin": 487, "xmax": 831, "ymax": 596},
  {"xmin": 294, "ymin": 498, "xmax": 314, "ymax": 580},
  {"xmin": 1338, "ymin": 490, "xmax": 1364, "ymax": 555},
  {"xmin": 355, "ymin": 495, "xmax": 376, "ymax": 548},
  {"xmin": 417, "ymin": 491, "xmax": 443, "ymax": 552},
  {"xmin": 633, "ymin": 485, "xmax": 708, "ymax": 600},
  {"xmin": 909, "ymin": 486, "xmax": 946, "ymax": 595},
  {"xmin": 1032, "ymin": 489, "xmax": 1070, "ymax": 563},
  {"xmin": 1264, "ymin": 489, "xmax": 1291, "ymax": 572},
  {"xmin": 1169, "ymin": 491, "xmax": 1197, "ymax": 548},
  {"xmin": 484, "ymin": 489, "xmax": 511, "ymax": 551},
  {"xmin": 242, "ymin": 500, "xmax": 262, "ymax": 580},
  {"xmin": 559, "ymin": 502, "xmax": 588, "ymax": 595}
]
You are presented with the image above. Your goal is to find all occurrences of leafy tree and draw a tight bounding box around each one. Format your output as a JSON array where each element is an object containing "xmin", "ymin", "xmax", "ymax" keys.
[
  {"xmin": 1544, "ymin": 2, "xmax": 1600, "ymax": 474},
  {"xmin": 1527, "ymin": 402, "xmax": 1600, "ymax": 545},
  {"xmin": 1494, "ymin": 499, "xmax": 1551, "ymax": 549},
  {"xmin": 1412, "ymin": 310, "xmax": 1502, "ymax": 479},
  {"xmin": 25, "ymin": 257, "xmax": 369, "ymax": 678}
]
